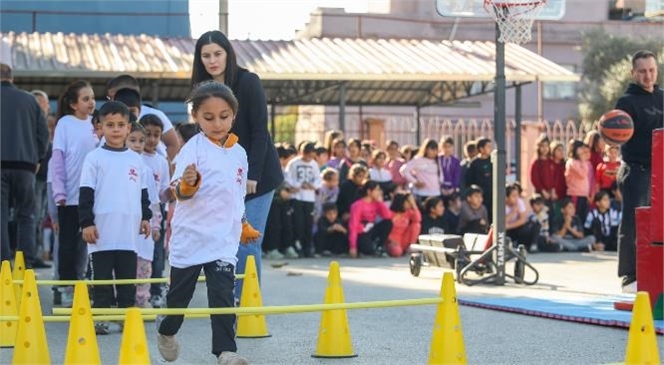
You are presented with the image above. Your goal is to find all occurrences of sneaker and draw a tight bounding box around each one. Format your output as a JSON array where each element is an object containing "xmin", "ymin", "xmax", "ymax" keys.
[
  {"xmin": 114, "ymin": 320, "xmax": 124, "ymax": 333},
  {"xmin": 29, "ymin": 260, "xmax": 52, "ymax": 269},
  {"xmin": 60, "ymin": 287, "xmax": 73, "ymax": 308},
  {"xmin": 150, "ymin": 295, "xmax": 165, "ymax": 308},
  {"xmin": 265, "ymin": 249, "xmax": 284, "ymax": 260},
  {"xmin": 321, "ymin": 250, "xmax": 332, "ymax": 257},
  {"xmin": 218, "ymin": 351, "xmax": 249, "ymax": 365},
  {"xmin": 95, "ymin": 322, "xmax": 110, "ymax": 335},
  {"xmin": 284, "ymin": 246, "xmax": 299, "ymax": 259},
  {"xmin": 157, "ymin": 333, "xmax": 180, "ymax": 362},
  {"xmin": 622, "ymin": 275, "xmax": 637, "ymax": 294},
  {"xmin": 53, "ymin": 289, "xmax": 62, "ymax": 306}
]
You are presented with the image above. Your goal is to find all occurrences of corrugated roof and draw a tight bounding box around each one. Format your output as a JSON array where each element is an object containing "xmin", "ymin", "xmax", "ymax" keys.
[{"xmin": 0, "ymin": 32, "xmax": 578, "ymax": 104}]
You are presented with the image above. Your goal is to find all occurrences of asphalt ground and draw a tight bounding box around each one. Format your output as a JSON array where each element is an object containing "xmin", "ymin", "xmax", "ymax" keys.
[{"xmin": 1, "ymin": 251, "xmax": 662, "ymax": 364}]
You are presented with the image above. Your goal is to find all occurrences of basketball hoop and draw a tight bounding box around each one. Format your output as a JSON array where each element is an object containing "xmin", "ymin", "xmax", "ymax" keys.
[{"xmin": 484, "ymin": 0, "xmax": 547, "ymax": 44}]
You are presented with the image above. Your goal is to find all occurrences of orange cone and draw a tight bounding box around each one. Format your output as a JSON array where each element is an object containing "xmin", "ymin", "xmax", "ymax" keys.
[
  {"xmin": 118, "ymin": 308, "xmax": 150, "ymax": 364},
  {"xmin": 625, "ymin": 292, "xmax": 660, "ymax": 365},
  {"xmin": 0, "ymin": 260, "xmax": 18, "ymax": 347},
  {"xmin": 428, "ymin": 272, "xmax": 466, "ymax": 365},
  {"xmin": 64, "ymin": 282, "xmax": 100, "ymax": 364},
  {"xmin": 12, "ymin": 251, "xmax": 25, "ymax": 308},
  {"xmin": 12, "ymin": 269, "xmax": 50, "ymax": 364},
  {"xmin": 312, "ymin": 261, "xmax": 356, "ymax": 358},
  {"xmin": 237, "ymin": 255, "xmax": 270, "ymax": 338}
]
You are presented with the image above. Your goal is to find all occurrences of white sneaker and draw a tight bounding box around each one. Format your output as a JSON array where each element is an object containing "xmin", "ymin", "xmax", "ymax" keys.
[
  {"xmin": 622, "ymin": 281, "xmax": 637, "ymax": 294},
  {"xmin": 284, "ymin": 246, "xmax": 299, "ymax": 259},
  {"xmin": 60, "ymin": 287, "xmax": 73, "ymax": 308},
  {"xmin": 265, "ymin": 249, "xmax": 284, "ymax": 260},
  {"xmin": 157, "ymin": 333, "xmax": 180, "ymax": 362},
  {"xmin": 218, "ymin": 351, "xmax": 249, "ymax": 365}
]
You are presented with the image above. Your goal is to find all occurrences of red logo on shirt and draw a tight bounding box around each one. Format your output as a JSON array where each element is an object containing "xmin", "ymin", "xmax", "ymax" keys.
[
  {"xmin": 129, "ymin": 167, "xmax": 138, "ymax": 182},
  {"xmin": 236, "ymin": 167, "xmax": 243, "ymax": 185}
]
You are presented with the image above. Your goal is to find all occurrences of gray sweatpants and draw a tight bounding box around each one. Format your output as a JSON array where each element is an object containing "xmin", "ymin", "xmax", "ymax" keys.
[{"xmin": 550, "ymin": 234, "xmax": 596, "ymax": 252}]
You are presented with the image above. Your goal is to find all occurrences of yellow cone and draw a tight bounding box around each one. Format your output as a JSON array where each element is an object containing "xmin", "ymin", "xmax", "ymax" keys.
[
  {"xmin": 237, "ymin": 255, "xmax": 270, "ymax": 338},
  {"xmin": 625, "ymin": 292, "xmax": 660, "ymax": 365},
  {"xmin": 12, "ymin": 269, "xmax": 50, "ymax": 365},
  {"xmin": 428, "ymin": 272, "xmax": 466, "ymax": 365},
  {"xmin": 64, "ymin": 282, "xmax": 100, "ymax": 365},
  {"xmin": 312, "ymin": 261, "xmax": 356, "ymax": 358},
  {"xmin": 118, "ymin": 308, "xmax": 150, "ymax": 365},
  {"xmin": 0, "ymin": 260, "xmax": 18, "ymax": 347},
  {"xmin": 12, "ymin": 251, "xmax": 25, "ymax": 308}
]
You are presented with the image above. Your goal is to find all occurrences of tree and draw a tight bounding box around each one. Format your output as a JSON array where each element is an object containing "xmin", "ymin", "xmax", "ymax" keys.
[{"xmin": 578, "ymin": 29, "xmax": 663, "ymax": 123}]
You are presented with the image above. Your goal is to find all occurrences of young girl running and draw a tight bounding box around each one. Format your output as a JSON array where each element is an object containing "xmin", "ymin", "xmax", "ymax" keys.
[
  {"xmin": 51, "ymin": 80, "xmax": 97, "ymax": 306},
  {"xmin": 156, "ymin": 81, "xmax": 249, "ymax": 365}
]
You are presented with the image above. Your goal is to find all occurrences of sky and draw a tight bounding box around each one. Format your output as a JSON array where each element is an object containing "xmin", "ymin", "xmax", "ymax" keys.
[{"xmin": 189, "ymin": 0, "xmax": 371, "ymax": 40}]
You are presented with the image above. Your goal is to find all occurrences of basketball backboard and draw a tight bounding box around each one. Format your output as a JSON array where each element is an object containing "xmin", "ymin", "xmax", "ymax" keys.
[
  {"xmin": 645, "ymin": 0, "xmax": 664, "ymax": 18},
  {"xmin": 435, "ymin": 0, "xmax": 566, "ymax": 20}
]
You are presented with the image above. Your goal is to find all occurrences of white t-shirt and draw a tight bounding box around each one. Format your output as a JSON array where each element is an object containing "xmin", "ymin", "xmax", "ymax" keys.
[
  {"xmin": 142, "ymin": 152, "xmax": 171, "ymax": 200},
  {"xmin": 140, "ymin": 105, "xmax": 173, "ymax": 158},
  {"xmin": 79, "ymin": 147, "xmax": 148, "ymax": 253},
  {"xmin": 506, "ymin": 198, "xmax": 527, "ymax": 226},
  {"xmin": 369, "ymin": 167, "xmax": 393, "ymax": 183},
  {"xmin": 169, "ymin": 133, "xmax": 248, "ymax": 268},
  {"xmin": 53, "ymin": 115, "xmax": 99, "ymax": 205},
  {"xmin": 284, "ymin": 156, "xmax": 322, "ymax": 202}
]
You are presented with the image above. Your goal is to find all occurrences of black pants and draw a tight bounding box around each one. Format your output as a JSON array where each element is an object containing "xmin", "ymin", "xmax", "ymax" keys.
[
  {"xmin": 90, "ymin": 250, "xmax": 137, "ymax": 308},
  {"xmin": 570, "ymin": 196, "xmax": 590, "ymax": 225},
  {"xmin": 151, "ymin": 205, "xmax": 167, "ymax": 297},
  {"xmin": 263, "ymin": 199, "xmax": 294, "ymax": 253},
  {"xmin": 293, "ymin": 200, "xmax": 314, "ymax": 256},
  {"xmin": 618, "ymin": 163, "xmax": 651, "ymax": 278},
  {"xmin": 1, "ymin": 169, "xmax": 36, "ymax": 264},
  {"xmin": 314, "ymin": 230, "xmax": 349, "ymax": 255},
  {"xmin": 58, "ymin": 205, "xmax": 87, "ymax": 280},
  {"xmin": 159, "ymin": 260, "xmax": 236, "ymax": 356},
  {"xmin": 356, "ymin": 220, "xmax": 393, "ymax": 255},
  {"xmin": 507, "ymin": 221, "xmax": 540, "ymax": 252}
]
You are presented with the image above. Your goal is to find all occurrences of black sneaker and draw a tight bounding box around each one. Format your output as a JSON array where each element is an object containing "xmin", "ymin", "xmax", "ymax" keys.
[
  {"xmin": 29, "ymin": 260, "xmax": 52, "ymax": 269},
  {"xmin": 95, "ymin": 322, "xmax": 110, "ymax": 335},
  {"xmin": 53, "ymin": 289, "xmax": 62, "ymax": 306}
]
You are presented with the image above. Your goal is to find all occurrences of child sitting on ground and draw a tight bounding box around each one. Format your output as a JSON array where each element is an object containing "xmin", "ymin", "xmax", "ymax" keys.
[
  {"xmin": 529, "ymin": 194, "xmax": 559, "ymax": 252},
  {"xmin": 458, "ymin": 185, "xmax": 489, "ymax": 235},
  {"xmin": 420, "ymin": 196, "xmax": 448, "ymax": 235},
  {"xmin": 442, "ymin": 193, "xmax": 462, "ymax": 235},
  {"xmin": 584, "ymin": 191, "xmax": 620, "ymax": 251},
  {"xmin": 550, "ymin": 198, "xmax": 597, "ymax": 252},
  {"xmin": 387, "ymin": 192, "xmax": 422, "ymax": 257},
  {"xmin": 314, "ymin": 203, "xmax": 349, "ymax": 256}
]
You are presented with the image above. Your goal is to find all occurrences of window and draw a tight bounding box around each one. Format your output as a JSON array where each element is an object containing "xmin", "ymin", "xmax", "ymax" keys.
[{"xmin": 543, "ymin": 65, "xmax": 578, "ymax": 100}]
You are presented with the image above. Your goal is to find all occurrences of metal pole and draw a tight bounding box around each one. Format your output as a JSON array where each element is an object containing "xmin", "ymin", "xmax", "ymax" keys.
[
  {"xmin": 492, "ymin": 23, "xmax": 507, "ymax": 286},
  {"xmin": 219, "ymin": 0, "xmax": 229, "ymax": 35},
  {"xmin": 415, "ymin": 105, "xmax": 421, "ymax": 146},
  {"xmin": 339, "ymin": 83, "xmax": 346, "ymax": 134},
  {"xmin": 270, "ymin": 103, "xmax": 276, "ymax": 138},
  {"xmin": 515, "ymin": 84, "xmax": 522, "ymax": 184},
  {"xmin": 151, "ymin": 81, "xmax": 159, "ymax": 107}
]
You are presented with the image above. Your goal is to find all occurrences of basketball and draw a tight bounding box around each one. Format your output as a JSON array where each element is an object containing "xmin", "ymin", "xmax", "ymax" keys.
[{"xmin": 599, "ymin": 109, "xmax": 634, "ymax": 146}]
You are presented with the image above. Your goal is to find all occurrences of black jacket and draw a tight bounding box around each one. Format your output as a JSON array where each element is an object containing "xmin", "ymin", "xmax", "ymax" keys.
[
  {"xmin": 1, "ymin": 81, "xmax": 49, "ymax": 171},
  {"xmin": 231, "ymin": 69, "xmax": 283, "ymax": 201},
  {"xmin": 615, "ymin": 83, "xmax": 664, "ymax": 166}
]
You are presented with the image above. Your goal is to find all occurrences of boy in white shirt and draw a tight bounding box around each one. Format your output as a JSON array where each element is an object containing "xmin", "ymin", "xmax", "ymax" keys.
[
  {"xmin": 78, "ymin": 101, "xmax": 151, "ymax": 334},
  {"xmin": 285, "ymin": 142, "xmax": 322, "ymax": 257}
]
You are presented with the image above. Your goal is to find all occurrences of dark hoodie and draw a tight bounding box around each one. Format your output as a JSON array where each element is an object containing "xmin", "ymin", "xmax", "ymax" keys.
[{"xmin": 615, "ymin": 83, "xmax": 664, "ymax": 166}]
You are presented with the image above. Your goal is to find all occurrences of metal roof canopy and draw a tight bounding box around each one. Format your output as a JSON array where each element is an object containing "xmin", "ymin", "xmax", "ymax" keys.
[{"xmin": 1, "ymin": 32, "xmax": 578, "ymax": 106}]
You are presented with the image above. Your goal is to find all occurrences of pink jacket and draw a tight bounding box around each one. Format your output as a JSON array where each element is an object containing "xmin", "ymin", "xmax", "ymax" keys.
[
  {"xmin": 565, "ymin": 159, "xmax": 593, "ymax": 197},
  {"xmin": 348, "ymin": 199, "xmax": 393, "ymax": 250},
  {"xmin": 389, "ymin": 208, "xmax": 422, "ymax": 238}
]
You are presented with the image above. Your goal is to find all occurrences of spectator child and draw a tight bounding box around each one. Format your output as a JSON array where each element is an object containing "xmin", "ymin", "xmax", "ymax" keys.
[
  {"xmin": 530, "ymin": 134, "xmax": 556, "ymax": 204},
  {"xmin": 263, "ymin": 185, "xmax": 298, "ymax": 260},
  {"xmin": 549, "ymin": 140, "xmax": 567, "ymax": 221},
  {"xmin": 337, "ymin": 164, "xmax": 367, "ymax": 221},
  {"xmin": 466, "ymin": 138, "xmax": 493, "ymax": 222},
  {"xmin": 400, "ymin": 145, "xmax": 416, "ymax": 162},
  {"xmin": 323, "ymin": 130, "xmax": 343, "ymax": 163},
  {"xmin": 442, "ymin": 193, "xmax": 462, "ymax": 235},
  {"xmin": 369, "ymin": 149, "xmax": 393, "ymax": 183},
  {"xmin": 285, "ymin": 142, "xmax": 322, "ymax": 257},
  {"xmin": 584, "ymin": 130, "xmax": 605, "ymax": 171},
  {"xmin": 595, "ymin": 145, "xmax": 621, "ymax": 197},
  {"xmin": 565, "ymin": 140, "xmax": 593, "ymax": 221},
  {"xmin": 387, "ymin": 192, "xmax": 422, "ymax": 257},
  {"xmin": 438, "ymin": 136, "xmax": 461, "ymax": 197},
  {"xmin": 400, "ymin": 139, "xmax": 443, "ymax": 201},
  {"xmin": 315, "ymin": 145, "xmax": 329, "ymax": 170},
  {"xmin": 314, "ymin": 203, "xmax": 349, "ymax": 256},
  {"xmin": 51, "ymin": 80, "xmax": 98, "ymax": 306},
  {"xmin": 584, "ymin": 191, "xmax": 620, "ymax": 251},
  {"xmin": 458, "ymin": 140, "xmax": 477, "ymax": 192},
  {"xmin": 156, "ymin": 82, "xmax": 249, "ymax": 364},
  {"xmin": 550, "ymin": 198, "xmax": 596, "ymax": 252},
  {"xmin": 326, "ymin": 138, "xmax": 346, "ymax": 170},
  {"xmin": 114, "ymin": 88, "xmax": 142, "ymax": 118},
  {"xmin": 348, "ymin": 181, "xmax": 393, "ymax": 257},
  {"xmin": 91, "ymin": 110, "xmax": 103, "ymax": 139},
  {"xmin": 126, "ymin": 122, "xmax": 162, "ymax": 309},
  {"xmin": 420, "ymin": 196, "xmax": 448, "ymax": 235},
  {"xmin": 505, "ymin": 184, "xmax": 539, "ymax": 252},
  {"xmin": 315, "ymin": 168, "xmax": 340, "ymax": 221},
  {"xmin": 458, "ymin": 185, "xmax": 488, "ymax": 235},
  {"xmin": 385, "ymin": 140, "xmax": 407, "ymax": 188},
  {"xmin": 529, "ymin": 194, "xmax": 560, "ymax": 252},
  {"xmin": 79, "ymin": 102, "xmax": 151, "ymax": 333},
  {"xmin": 360, "ymin": 142, "xmax": 373, "ymax": 165},
  {"xmin": 610, "ymin": 182, "xmax": 622, "ymax": 212},
  {"xmin": 338, "ymin": 138, "xmax": 367, "ymax": 182}
]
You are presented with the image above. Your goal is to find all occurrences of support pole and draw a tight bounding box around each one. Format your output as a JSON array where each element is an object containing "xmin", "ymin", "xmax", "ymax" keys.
[
  {"xmin": 515, "ymin": 84, "xmax": 522, "ymax": 183},
  {"xmin": 415, "ymin": 105, "xmax": 421, "ymax": 146},
  {"xmin": 492, "ymin": 23, "xmax": 507, "ymax": 286},
  {"xmin": 339, "ymin": 83, "xmax": 346, "ymax": 134},
  {"xmin": 151, "ymin": 81, "xmax": 159, "ymax": 107}
]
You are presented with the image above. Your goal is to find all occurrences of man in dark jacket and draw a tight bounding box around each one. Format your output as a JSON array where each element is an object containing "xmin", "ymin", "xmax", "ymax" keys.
[
  {"xmin": 1, "ymin": 63, "xmax": 50, "ymax": 267},
  {"xmin": 615, "ymin": 50, "xmax": 663, "ymax": 292}
]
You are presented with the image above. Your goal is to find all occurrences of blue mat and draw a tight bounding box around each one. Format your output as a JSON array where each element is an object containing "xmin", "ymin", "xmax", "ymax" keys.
[{"xmin": 458, "ymin": 295, "xmax": 664, "ymax": 334}]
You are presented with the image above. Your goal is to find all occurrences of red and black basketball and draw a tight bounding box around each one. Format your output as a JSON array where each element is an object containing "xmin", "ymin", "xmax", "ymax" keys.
[{"xmin": 599, "ymin": 109, "xmax": 634, "ymax": 146}]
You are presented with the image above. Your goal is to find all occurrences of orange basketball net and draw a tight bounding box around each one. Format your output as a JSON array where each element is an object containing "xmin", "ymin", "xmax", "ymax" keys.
[{"xmin": 483, "ymin": 0, "xmax": 547, "ymax": 44}]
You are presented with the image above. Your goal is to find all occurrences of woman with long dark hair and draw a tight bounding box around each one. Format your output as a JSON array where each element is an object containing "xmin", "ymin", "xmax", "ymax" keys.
[{"xmin": 191, "ymin": 30, "xmax": 283, "ymax": 301}]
